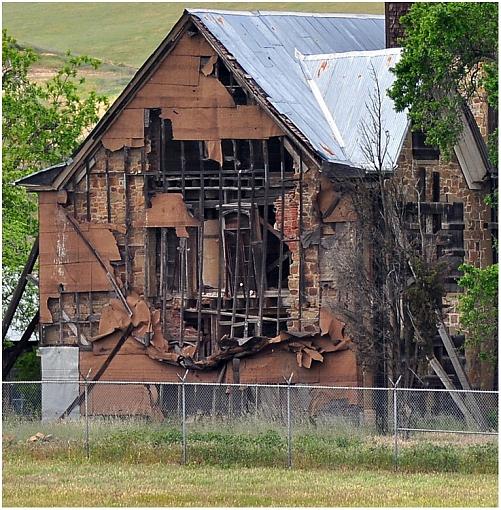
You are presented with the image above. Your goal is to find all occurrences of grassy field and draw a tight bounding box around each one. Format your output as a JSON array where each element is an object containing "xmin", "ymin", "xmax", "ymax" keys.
[
  {"xmin": 3, "ymin": 2, "xmax": 384, "ymax": 67},
  {"xmin": 3, "ymin": 455, "xmax": 498, "ymax": 507},
  {"xmin": 3, "ymin": 2, "xmax": 384, "ymax": 99},
  {"xmin": 3, "ymin": 418, "xmax": 498, "ymax": 506}
]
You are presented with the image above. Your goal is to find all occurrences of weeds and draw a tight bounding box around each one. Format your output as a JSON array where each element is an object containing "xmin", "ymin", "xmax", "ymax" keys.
[{"xmin": 3, "ymin": 418, "xmax": 497, "ymax": 474}]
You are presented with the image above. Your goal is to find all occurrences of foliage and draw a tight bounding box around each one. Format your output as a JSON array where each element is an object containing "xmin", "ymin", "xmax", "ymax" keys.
[
  {"xmin": 2, "ymin": 30, "xmax": 107, "ymax": 335},
  {"xmin": 458, "ymin": 263, "xmax": 498, "ymax": 364},
  {"xmin": 14, "ymin": 350, "xmax": 41, "ymax": 381},
  {"xmin": 389, "ymin": 2, "xmax": 498, "ymax": 159},
  {"xmin": 3, "ymin": 419, "xmax": 498, "ymax": 475}
]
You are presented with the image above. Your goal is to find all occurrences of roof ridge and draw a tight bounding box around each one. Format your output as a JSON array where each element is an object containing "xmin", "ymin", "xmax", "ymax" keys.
[
  {"xmin": 295, "ymin": 49, "xmax": 347, "ymax": 155},
  {"xmin": 187, "ymin": 8, "xmax": 384, "ymax": 19}
]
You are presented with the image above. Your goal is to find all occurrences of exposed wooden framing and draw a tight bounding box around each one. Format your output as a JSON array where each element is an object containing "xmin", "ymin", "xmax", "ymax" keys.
[
  {"xmin": 230, "ymin": 141, "xmax": 243, "ymax": 338},
  {"xmin": 184, "ymin": 307, "xmax": 284, "ymax": 323},
  {"xmin": 161, "ymin": 119, "xmax": 167, "ymax": 191},
  {"xmin": 123, "ymin": 147, "xmax": 132, "ymax": 292},
  {"xmin": 3, "ymin": 311, "xmax": 39, "ymax": 380},
  {"xmin": 179, "ymin": 236, "xmax": 187, "ymax": 346},
  {"xmin": 216, "ymin": 151, "xmax": 224, "ymax": 346},
  {"xmin": 75, "ymin": 292, "xmax": 83, "ymax": 346},
  {"xmin": 61, "ymin": 309, "xmax": 90, "ymax": 346},
  {"xmin": 276, "ymin": 137, "xmax": 285, "ymax": 335},
  {"xmin": 160, "ymin": 228, "xmax": 168, "ymax": 338},
  {"xmin": 298, "ymin": 149, "xmax": 304, "ymax": 331},
  {"xmin": 196, "ymin": 141, "xmax": 205, "ymax": 356},
  {"xmin": 105, "ymin": 150, "xmax": 112, "ymax": 222},
  {"xmin": 141, "ymin": 147, "xmax": 148, "ymax": 210},
  {"xmin": 85, "ymin": 159, "xmax": 91, "ymax": 222},
  {"xmin": 243, "ymin": 140, "xmax": 256, "ymax": 338},
  {"xmin": 180, "ymin": 141, "xmax": 186, "ymax": 199},
  {"xmin": 2, "ymin": 236, "xmax": 39, "ymax": 341},
  {"xmin": 61, "ymin": 208, "xmax": 132, "ymax": 316},
  {"xmin": 257, "ymin": 140, "xmax": 270, "ymax": 336}
]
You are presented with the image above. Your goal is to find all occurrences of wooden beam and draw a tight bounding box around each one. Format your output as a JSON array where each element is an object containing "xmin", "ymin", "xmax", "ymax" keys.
[
  {"xmin": 59, "ymin": 323, "xmax": 134, "ymax": 419},
  {"xmin": 3, "ymin": 311, "xmax": 39, "ymax": 380},
  {"xmin": 2, "ymin": 236, "xmax": 39, "ymax": 341}
]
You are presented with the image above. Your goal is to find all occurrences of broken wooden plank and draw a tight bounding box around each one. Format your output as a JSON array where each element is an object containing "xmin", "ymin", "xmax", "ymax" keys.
[{"xmin": 3, "ymin": 236, "xmax": 39, "ymax": 341}]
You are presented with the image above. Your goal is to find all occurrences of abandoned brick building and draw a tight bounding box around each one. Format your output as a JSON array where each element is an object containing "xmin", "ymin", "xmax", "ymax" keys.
[{"xmin": 14, "ymin": 6, "xmax": 496, "ymax": 416}]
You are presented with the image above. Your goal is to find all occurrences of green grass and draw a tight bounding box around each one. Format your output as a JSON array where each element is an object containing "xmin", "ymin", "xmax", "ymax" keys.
[
  {"xmin": 3, "ymin": 2, "xmax": 383, "ymax": 101},
  {"xmin": 3, "ymin": 417, "xmax": 498, "ymax": 474},
  {"xmin": 3, "ymin": 2, "xmax": 384, "ymax": 68},
  {"xmin": 3, "ymin": 456, "xmax": 498, "ymax": 507}
]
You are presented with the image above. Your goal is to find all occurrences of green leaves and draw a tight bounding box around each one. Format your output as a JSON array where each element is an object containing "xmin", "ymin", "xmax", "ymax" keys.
[
  {"xmin": 458, "ymin": 263, "xmax": 498, "ymax": 364},
  {"xmin": 2, "ymin": 30, "xmax": 108, "ymax": 335},
  {"xmin": 388, "ymin": 2, "xmax": 498, "ymax": 160}
]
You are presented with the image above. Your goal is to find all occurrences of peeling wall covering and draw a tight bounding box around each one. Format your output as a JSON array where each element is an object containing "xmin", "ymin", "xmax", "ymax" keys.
[{"xmin": 33, "ymin": 19, "xmax": 494, "ymax": 419}]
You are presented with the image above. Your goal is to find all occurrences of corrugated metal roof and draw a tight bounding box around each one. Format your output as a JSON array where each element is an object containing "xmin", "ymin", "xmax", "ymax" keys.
[
  {"xmin": 189, "ymin": 9, "xmax": 388, "ymax": 166},
  {"xmin": 299, "ymin": 48, "xmax": 409, "ymax": 170}
]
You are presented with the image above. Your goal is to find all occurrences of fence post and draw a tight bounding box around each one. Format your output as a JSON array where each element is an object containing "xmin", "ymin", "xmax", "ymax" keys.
[
  {"xmin": 83, "ymin": 369, "xmax": 92, "ymax": 460},
  {"xmin": 390, "ymin": 375, "xmax": 402, "ymax": 470},
  {"xmin": 177, "ymin": 370, "xmax": 189, "ymax": 465},
  {"xmin": 284, "ymin": 372, "xmax": 294, "ymax": 469}
]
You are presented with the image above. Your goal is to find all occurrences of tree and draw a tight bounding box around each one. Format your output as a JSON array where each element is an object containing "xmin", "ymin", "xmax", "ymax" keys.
[
  {"xmin": 458, "ymin": 263, "xmax": 498, "ymax": 365},
  {"xmin": 388, "ymin": 2, "xmax": 498, "ymax": 159},
  {"xmin": 2, "ymin": 30, "xmax": 108, "ymax": 341},
  {"xmin": 329, "ymin": 67, "xmax": 448, "ymax": 389},
  {"xmin": 388, "ymin": 3, "xmax": 498, "ymax": 390}
]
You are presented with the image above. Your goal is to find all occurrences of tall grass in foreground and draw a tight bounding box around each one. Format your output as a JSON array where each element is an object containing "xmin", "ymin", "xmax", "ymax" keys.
[{"xmin": 3, "ymin": 416, "xmax": 497, "ymax": 474}]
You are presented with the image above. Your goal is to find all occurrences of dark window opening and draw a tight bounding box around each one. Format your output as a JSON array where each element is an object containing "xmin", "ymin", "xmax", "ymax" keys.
[
  {"xmin": 432, "ymin": 172, "xmax": 440, "ymax": 202},
  {"xmin": 412, "ymin": 131, "xmax": 440, "ymax": 160},
  {"xmin": 215, "ymin": 59, "xmax": 248, "ymax": 105},
  {"xmin": 417, "ymin": 167, "xmax": 426, "ymax": 200}
]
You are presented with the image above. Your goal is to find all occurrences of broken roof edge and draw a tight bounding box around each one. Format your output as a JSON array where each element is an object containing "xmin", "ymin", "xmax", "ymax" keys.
[
  {"xmin": 15, "ymin": 160, "xmax": 71, "ymax": 191},
  {"xmin": 187, "ymin": 8, "xmax": 384, "ymax": 19}
]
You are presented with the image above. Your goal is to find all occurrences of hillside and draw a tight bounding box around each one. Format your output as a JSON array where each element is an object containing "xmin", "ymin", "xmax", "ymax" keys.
[{"xmin": 3, "ymin": 2, "xmax": 383, "ymax": 99}]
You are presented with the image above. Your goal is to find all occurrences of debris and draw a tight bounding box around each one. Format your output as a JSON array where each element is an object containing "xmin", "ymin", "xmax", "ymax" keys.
[{"xmin": 27, "ymin": 432, "xmax": 53, "ymax": 443}]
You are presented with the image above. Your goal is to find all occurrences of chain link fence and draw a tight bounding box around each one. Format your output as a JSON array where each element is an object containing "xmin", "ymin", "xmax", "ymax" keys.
[{"xmin": 2, "ymin": 380, "xmax": 498, "ymax": 468}]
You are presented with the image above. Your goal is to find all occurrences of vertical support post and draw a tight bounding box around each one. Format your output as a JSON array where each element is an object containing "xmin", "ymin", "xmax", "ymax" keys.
[
  {"xmin": 177, "ymin": 370, "xmax": 189, "ymax": 465},
  {"xmin": 390, "ymin": 375, "xmax": 401, "ymax": 470},
  {"xmin": 179, "ymin": 237, "xmax": 187, "ymax": 346},
  {"xmin": 276, "ymin": 137, "xmax": 286, "ymax": 335},
  {"xmin": 216, "ymin": 151, "xmax": 224, "ymax": 344},
  {"xmin": 284, "ymin": 372, "xmax": 294, "ymax": 469},
  {"xmin": 180, "ymin": 141, "xmax": 186, "ymax": 200},
  {"xmin": 83, "ymin": 368, "xmax": 91, "ymax": 460},
  {"xmin": 105, "ymin": 150, "xmax": 112, "ymax": 222},
  {"xmin": 257, "ymin": 140, "xmax": 270, "ymax": 336},
  {"xmin": 124, "ymin": 146, "xmax": 131, "ymax": 292},
  {"xmin": 85, "ymin": 159, "xmax": 91, "ymax": 222},
  {"xmin": 244, "ymin": 140, "xmax": 256, "ymax": 337},
  {"xmin": 141, "ymin": 146, "xmax": 148, "ymax": 210},
  {"xmin": 196, "ymin": 141, "xmax": 205, "ymax": 357},
  {"xmin": 298, "ymin": 150, "xmax": 304, "ymax": 331},
  {"xmin": 231, "ymin": 144, "xmax": 242, "ymax": 338}
]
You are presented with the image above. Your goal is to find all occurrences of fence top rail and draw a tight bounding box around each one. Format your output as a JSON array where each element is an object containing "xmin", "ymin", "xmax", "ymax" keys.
[{"xmin": 3, "ymin": 380, "xmax": 499, "ymax": 395}]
